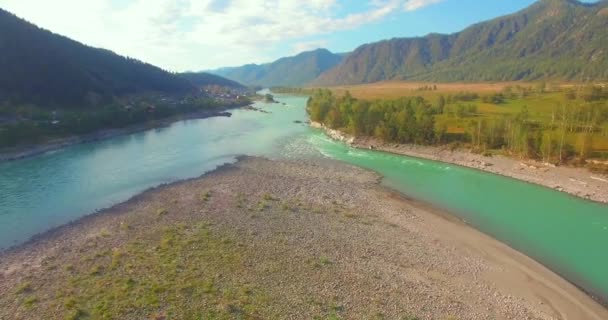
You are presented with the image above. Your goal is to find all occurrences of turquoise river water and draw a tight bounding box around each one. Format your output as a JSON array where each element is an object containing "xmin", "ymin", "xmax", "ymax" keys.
[{"xmin": 0, "ymin": 93, "xmax": 607, "ymax": 302}]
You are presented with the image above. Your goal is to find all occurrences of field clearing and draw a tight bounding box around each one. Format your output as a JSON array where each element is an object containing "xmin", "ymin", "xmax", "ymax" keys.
[
  {"xmin": 317, "ymin": 81, "xmax": 556, "ymax": 100},
  {"xmin": 321, "ymin": 81, "xmax": 580, "ymax": 121}
]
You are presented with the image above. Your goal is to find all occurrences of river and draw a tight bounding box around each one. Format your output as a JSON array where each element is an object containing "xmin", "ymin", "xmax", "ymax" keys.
[{"xmin": 0, "ymin": 93, "xmax": 607, "ymax": 303}]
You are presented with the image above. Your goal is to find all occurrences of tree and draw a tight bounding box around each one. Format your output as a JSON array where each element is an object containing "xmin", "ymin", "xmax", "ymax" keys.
[
  {"xmin": 374, "ymin": 122, "xmax": 392, "ymax": 141},
  {"xmin": 558, "ymin": 104, "xmax": 568, "ymax": 164},
  {"xmin": 456, "ymin": 105, "xmax": 466, "ymax": 118},
  {"xmin": 264, "ymin": 94, "xmax": 276, "ymax": 103},
  {"xmin": 435, "ymin": 123, "xmax": 448, "ymax": 144},
  {"xmin": 437, "ymin": 95, "xmax": 446, "ymax": 112}
]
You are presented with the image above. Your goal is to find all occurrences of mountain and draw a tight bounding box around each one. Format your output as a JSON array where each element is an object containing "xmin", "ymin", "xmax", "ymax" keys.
[
  {"xmin": 179, "ymin": 72, "xmax": 245, "ymax": 89},
  {"xmin": 0, "ymin": 8, "xmax": 196, "ymax": 108},
  {"xmin": 315, "ymin": 0, "xmax": 608, "ymax": 85},
  {"xmin": 210, "ymin": 49, "xmax": 344, "ymax": 87}
]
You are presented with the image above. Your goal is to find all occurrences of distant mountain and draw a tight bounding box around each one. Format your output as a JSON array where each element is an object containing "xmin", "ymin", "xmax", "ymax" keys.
[
  {"xmin": 0, "ymin": 8, "xmax": 196, "ymax": 108},
  {"xmin": 315, "ymin": 0, "xmax": 608, "ymax": 85},
  {"xmin": 210, "ymin": 49, "xmax": 344, "ymax": 87},
  {"xmin": 179, "ymin": 72, "xmax": 245, "ymax": 89}
]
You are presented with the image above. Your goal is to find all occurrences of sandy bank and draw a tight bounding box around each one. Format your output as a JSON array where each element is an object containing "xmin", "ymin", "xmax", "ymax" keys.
[
  {"xmin": 0, "ymin": 157, "xmax": 605, "ymax": 319},
  {"xmin": 311, "ymin": 122, "xmax": 608, "ymax": 204}
]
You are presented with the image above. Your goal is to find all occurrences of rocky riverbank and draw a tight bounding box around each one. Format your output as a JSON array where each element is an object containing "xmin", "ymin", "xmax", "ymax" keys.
[
  {"xmin": 0, "ymin": 109, "xmax": 233, "ymax": 162},
  {"xmin": 0, "ymin": 157, "xmax": 606, "ymax": 319},
  {"xmin": 311, "ymin": 122, "xmax": 608, "ymax": 204}
]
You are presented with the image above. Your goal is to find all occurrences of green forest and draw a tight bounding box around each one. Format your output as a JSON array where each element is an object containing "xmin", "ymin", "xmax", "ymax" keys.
[{"xmin": 307, "ymin": 85, "xmax": 608, "ymax": 171}]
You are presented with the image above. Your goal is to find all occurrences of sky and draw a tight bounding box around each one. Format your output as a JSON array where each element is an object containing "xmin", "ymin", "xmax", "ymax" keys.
[{"xmin": 0, "ymin": 0, "xmax": 600, "ymax": 72}]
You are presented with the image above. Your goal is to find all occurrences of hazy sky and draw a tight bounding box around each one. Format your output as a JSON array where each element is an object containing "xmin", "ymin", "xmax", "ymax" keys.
[{"xmin": 0, "ymin": 0, "xmax": 600, "ymax": 71}]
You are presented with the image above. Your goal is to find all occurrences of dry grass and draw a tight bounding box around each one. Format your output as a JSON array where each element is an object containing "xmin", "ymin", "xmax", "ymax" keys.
[{"xmin": 309, "ymin": 81, "xmax": 596, "ymax": 100}]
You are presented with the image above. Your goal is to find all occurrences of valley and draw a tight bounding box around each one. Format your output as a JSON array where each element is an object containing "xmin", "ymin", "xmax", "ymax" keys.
[{"xmin": 1, "ymin": 0, "xmax": 608, "ymax": 319}]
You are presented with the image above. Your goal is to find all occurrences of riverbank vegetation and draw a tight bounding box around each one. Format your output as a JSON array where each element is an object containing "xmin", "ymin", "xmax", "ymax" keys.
[
  {"xmin": 307, "ymin": 84, "xmax": 608, "ymax": 171},
  {"xmin": 0, "ymin": 93, "xmax": 251, "ymax": 149}
]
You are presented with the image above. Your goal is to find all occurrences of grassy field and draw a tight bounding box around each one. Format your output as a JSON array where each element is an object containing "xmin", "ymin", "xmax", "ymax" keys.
[
  {"xmin": 322, "ymin": 81, "xmax": 535, "ymax": 99},
  {"xmin": 319, "ymin": 81, "xmax": 608, "ymax": 99}
]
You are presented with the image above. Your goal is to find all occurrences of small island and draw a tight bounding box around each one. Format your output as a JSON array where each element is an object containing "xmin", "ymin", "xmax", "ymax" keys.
[{"xmin": 264, "ymin": 93, "xmax": 277, "ymax": 103}]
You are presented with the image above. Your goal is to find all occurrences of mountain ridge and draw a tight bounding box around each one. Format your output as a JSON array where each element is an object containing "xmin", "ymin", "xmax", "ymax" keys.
[
  {"xmin": 0, "ymin": 9, "xmax": 242, "ymax": 108},
  {"xmin": 313, "ymin": 0, "xmax": 608, "ymax": 85},
  {"xmin": 179, "ymin": 72, "xmax": 245, "ymax": 89},
  {"xmin": 209, "ymin": 48, "xmax": 344, "ymax": 87}
]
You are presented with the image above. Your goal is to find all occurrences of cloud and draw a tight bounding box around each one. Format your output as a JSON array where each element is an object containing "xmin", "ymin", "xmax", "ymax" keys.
[
  {"xmin": 403, "ymin": 0, "xmax": 443, "ymax": 11},
  {"xmin": 291, "ymin": 40, "xmax": 330, "ymax": 54},
  {"xmin": 0, "ymin": 0, "xmax": 440, "ymax": 70}
]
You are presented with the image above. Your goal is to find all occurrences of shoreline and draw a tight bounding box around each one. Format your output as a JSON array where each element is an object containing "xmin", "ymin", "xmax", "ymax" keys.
[
  {"xmin": 0, "ymin": 107, "xmax": 238, "ymax": 162},
  {"xmin": 0, "ymin": 157, "xmax": 241, "ymax": 254},
  {"xmin": 1, "ymin": 156, "xmax": 606, "ymax": 319},
  {"xmin": 383, "ymin": 186, "xmax": 608, "ymax": 309},
  {"xmin": 311, "ymin": 122, "xmax": 608, "ymax": 204}
]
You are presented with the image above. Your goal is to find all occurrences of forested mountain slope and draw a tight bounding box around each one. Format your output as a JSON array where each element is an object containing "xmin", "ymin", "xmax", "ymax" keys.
[
  {"xmin": 0, "ymin": 8, "xmax": 194, "ymax": 108},
  {"xmin": 314, "ymin": 0, "xmax": 608, "ymax": 85}
]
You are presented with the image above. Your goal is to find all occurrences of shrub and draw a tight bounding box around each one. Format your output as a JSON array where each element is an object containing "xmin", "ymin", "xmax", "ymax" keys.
[
  {"xmin": 15, "ymin": 282, "xmax": 32, "ymax": 294},
  {"xmin": 262, "ymin": 193, "xmax": 277, "ymax": 201}
]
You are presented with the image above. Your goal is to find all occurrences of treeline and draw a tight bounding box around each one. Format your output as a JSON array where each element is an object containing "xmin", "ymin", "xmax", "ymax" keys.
[
  {"xmin": 270, "ymin": 87, "xmax": 315, "ymax": 95},
  {"xmin": 309, "ymin": 90, "xmax": 439, "ymax": 145},
  {"xmin": 307, "ymin": 88, "xmax": 608, "ymax": 165},
  {"xmin": 416, "ymin": 85, "xmax": 438, "ymax": 91},
  {"xmin": 465, "ymin": 104, "xmax": 606, "ymax": 163}
]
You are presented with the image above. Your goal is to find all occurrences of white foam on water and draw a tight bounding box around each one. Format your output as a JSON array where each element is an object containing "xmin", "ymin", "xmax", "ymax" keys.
[{"xmin": 400, "ymin": 159, "xmax": 424, "ymax": 166}]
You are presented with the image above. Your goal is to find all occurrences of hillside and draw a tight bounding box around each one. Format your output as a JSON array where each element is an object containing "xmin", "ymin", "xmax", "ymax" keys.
[
  {"xmin": 210, "ymin": 49, "xmax": 344, "ymax": 87},
  {"xmin": 179, "ymin": 72, "xmax": 245, "ymax": 89},
  {"xmin": 0, "ymin": 8, "xmax": 194, "ymax": 108},
  {"xmin": 314, "ymin": 0, "xmax": 608, "ymax": 85}
]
